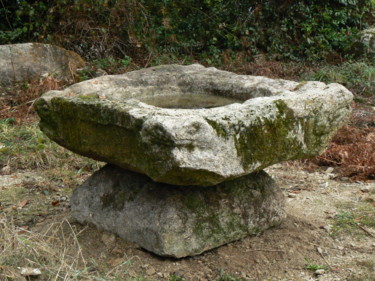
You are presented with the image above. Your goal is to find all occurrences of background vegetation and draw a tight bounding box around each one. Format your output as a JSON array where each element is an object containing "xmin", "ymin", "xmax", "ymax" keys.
[{"xmin": 1, "ymin": 0, "xmax": 374, "ymax": 63}]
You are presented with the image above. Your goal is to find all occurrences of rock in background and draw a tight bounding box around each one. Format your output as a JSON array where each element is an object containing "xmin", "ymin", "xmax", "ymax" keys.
[
  {"xmin": 0, "ymin": 43, "xmax": 85, "ymax": 86},
  {"xmin": 71, "ymin": 165, "xmax": 286, "ymax": 258}
]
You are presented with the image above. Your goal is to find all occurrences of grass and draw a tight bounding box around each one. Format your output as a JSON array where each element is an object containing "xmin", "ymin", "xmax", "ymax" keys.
[
  {"xmin": 304, "ymin": 259, "xmax": 328, "ymax": 271},
  {"xmin": 303, "ymin": 61, "xmax": 375, "ymax": 98},
  {"xmin": 331, "ymin": 202, "xmax": 375, "ymax": 238},
  {"xmin": 0, "ymin": 119, "xmax": 101, "ymax": 172},
  {"xmin": 218, "ymin": 270, "xmax": 245, "ymax": 281},
  {"xmin": 169, "ymin": 274, "xmax": 185, "ymax": 281},
  {"xmin": 0, "ymin": 216, "xmax": 145, "ymax": 280}
]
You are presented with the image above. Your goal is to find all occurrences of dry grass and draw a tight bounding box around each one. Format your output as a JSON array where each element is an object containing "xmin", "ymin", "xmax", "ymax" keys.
[
  {"xmin": 0, "ymin": 76, "xmax": 63, "ymax": 123},
  {"xmin": 0, "ymin": 215, "xmax": 138, "ymax": 281},
  {"xmin": 0, "ymin": 215, "xmax": 88, "ymax": 280}
]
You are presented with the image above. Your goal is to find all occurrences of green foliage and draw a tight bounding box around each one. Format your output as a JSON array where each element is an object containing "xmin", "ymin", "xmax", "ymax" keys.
[
  {"xmin": 93, "ymin": 55, "xmax": 132, "ymax": 72},
  {"xmin": 124, "ymin": 0, "xmax": 375, "ymax": 62},
  {"xmin": 169, "ymin": 274, "xmax": 184, "ymax": 281},
  {"xmin": 305, "ymin": 259, "xmax": 329, "ymax": 271},
  {"xmin": 0, "ymin": 0, "xmax": 51, "ymax": 43},
  {"xmin": 0, "ymin": 0, "xmax": 374, "ymax": 62},
  {"xmin": 218, "ymin": 270, "xmax": 244, "ymax": 281},
  {"xmin": 304, "ymin": 61, "xmax": 375, "ymax": 96}
]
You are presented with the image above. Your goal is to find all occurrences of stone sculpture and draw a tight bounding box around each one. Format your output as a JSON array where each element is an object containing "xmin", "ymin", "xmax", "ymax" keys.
[{"xmin": 35, "ymin": 64, "xmax": 353, "ymax": 257}]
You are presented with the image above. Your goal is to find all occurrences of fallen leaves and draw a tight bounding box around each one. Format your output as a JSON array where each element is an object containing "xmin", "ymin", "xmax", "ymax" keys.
[{"xmin": 312, "ymin": 125, "xmax": 375, "ymax": 181}]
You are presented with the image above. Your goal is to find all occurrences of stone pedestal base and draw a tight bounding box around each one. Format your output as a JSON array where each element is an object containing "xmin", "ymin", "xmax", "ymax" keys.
[{"xmin": 70, "ymin": 165, "xmax": 286, "ymax": 258}]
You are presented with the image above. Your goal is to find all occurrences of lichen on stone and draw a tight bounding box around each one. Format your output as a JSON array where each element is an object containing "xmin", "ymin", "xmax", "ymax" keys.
[{"xmin": 35, "ymin": 64, "xmax": 353, "ymax": 186}]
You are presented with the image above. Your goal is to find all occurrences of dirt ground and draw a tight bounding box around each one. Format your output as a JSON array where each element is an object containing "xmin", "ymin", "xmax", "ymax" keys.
[
  {"xmin": 1, "ymin": 162, "xmax": 374, "ymax": 281},
  {"xmin": 0, "ymin": 77, "xmax": 374, "ymax": 281}
]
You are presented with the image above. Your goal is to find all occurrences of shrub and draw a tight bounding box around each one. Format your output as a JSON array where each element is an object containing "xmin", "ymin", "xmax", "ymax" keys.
[
  {"xmin": 304, "ymin": 61, "xmax": 375, "ymax": 96},
  {"xmin": 1, "ymin": 0, "xmax": 373, "ymax": 62}
]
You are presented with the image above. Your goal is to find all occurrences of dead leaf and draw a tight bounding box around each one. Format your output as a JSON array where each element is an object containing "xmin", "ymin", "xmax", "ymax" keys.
[
  {"xmin": 290, "ymin": 190, "xmax": 302, "ymax": 194},
  {"xmin": 19, "ymin": 199, "xmax": 29, "ymax": 208},
  {"xmin": 51, "ymin": 200, "xmax": 60, "ymax": 206},
  {"xmin": 111, "ymin": 248, "xmax": 123, "ymax": 255},
  {"xmin": 17, "ymin": 226, "xmax": 29, "ymax": 235},
  {"xmin": 108, "ymin": 258, "xmax": 123, "ymax": 267}
]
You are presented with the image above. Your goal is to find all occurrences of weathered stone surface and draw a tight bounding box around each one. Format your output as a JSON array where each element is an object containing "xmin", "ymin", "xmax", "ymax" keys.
[
  {"xmin": 70, "ymin": 165, "xmax": 286, "ymax": 258},
  {"xmin": 0, "ymin": 43, "xmax": 84, "ymax": 86},
  {"xmin": 35, "ymin": 64, "xmax": 353, "ymax": 185}
]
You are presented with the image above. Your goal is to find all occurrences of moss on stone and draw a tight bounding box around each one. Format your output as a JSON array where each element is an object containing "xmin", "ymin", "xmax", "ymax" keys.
[
  {"xmin": 78, "ymin": 93, "xmax": 99, "ymax": 100},
  {"xmin": 178, "ymin": 171, "xmax": 277, "ymax": 244},
  {"xmin": 292, "ymin": 81, "xmax": 308, "ymax": 91},
  {"xmin": 205, "ymin": 119, "xmax": 228, "ymax": 139},
  {"xmin": 101, "ymin": 183, "xmax": 140, "ymax": 211},
  {"xmin": 204, "ymin": 100, "xmax": 327, "ymax": 171},
  {"xmin": 236, "ymin": 108, "xmax": 291, "ymax": 167},
  {"xmin": 183, "ymin": 192, "xmax": 204, "ymax": 211}
]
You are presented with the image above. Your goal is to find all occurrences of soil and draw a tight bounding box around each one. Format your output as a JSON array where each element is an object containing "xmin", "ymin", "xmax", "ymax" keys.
[
  {"xmin": 1, "ymin": 163, "xmax": 374, "ymax": 281},
  {"xmin": 1, "ymin": 76, "xmax": 374, "ymax": 281}
]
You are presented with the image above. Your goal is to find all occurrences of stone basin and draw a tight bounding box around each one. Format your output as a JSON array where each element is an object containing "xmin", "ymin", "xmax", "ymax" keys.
[{"xmin": 35, "ymin": 64, "xmax": 353, "ymax": 186}]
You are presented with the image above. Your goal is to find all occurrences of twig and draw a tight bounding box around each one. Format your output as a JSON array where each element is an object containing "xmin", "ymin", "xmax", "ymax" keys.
[
  {"xmin": 68, "ymin": 61, "xmax": 76, "ymax": 82},
  {"xmin": 27, "ymin": 99, "xmax": 37, "ymax": 114},
  {"xmin": 246, "ymin": 249, "xmax": 284, "ymax": 252},
  {"xmin": 144, "ymin": 52, "xmax": 153, "ymax": 68},
  {"xmin": 315, "ymin": 245, "xmax": 331, "ymax": 269},
  {"xmin": 0, "ymin": 0, "xmax": 13, "ymax": 30},
  {"xmin": 358, "ymin": 224, "xmax": 375, "ymax": 238},
  {"xmin": 316, "ymin": 156, "xmax": 340, "ymax": 165},
  {"xmin": 8, "ymin": 45, "xmax": 16, "ymax": 83}
]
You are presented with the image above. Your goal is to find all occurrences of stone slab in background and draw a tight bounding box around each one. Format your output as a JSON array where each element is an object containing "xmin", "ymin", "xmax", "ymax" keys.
[
  {"xmin": 0, "ymin": 43, "xmax": 85, "ymax": 86},
  {"xmin": 70, "ymin": 165, "xmax": 286, "ymax": 258},
  {"xmin": 35, "ymin": 64, "xmax": 353, "ymax": 186}
]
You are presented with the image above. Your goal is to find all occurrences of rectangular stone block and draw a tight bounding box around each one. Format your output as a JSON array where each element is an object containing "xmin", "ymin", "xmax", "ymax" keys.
[{"xmin": 71, "ymin": 165, "xmax": 286, "ymax": 258}]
